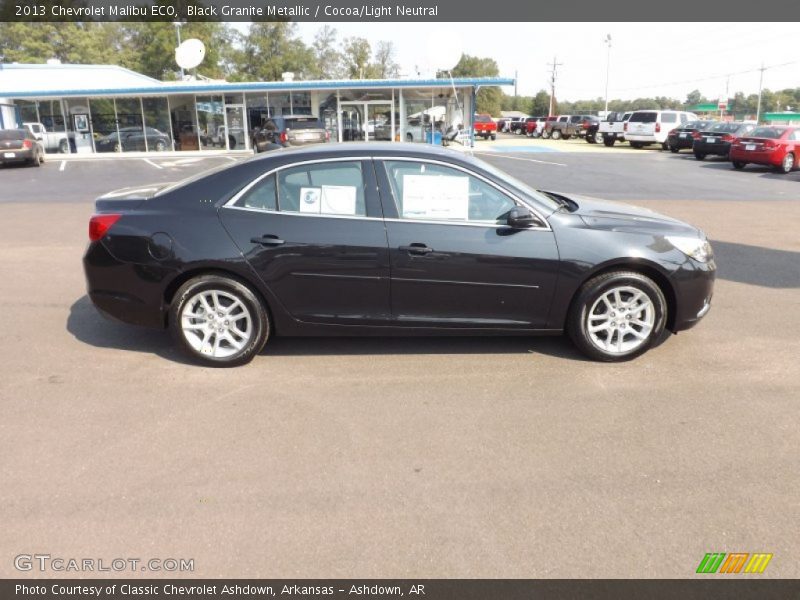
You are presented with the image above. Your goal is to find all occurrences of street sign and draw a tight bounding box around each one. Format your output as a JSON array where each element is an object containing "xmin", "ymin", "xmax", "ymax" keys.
[{"xmin": 718, "ymin": 99, "xmax": 728, "ymax": 110}]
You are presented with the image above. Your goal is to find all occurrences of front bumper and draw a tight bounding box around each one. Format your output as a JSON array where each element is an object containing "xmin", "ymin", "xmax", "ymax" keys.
[{"xmin": 671, "ymin": 259, "xmax": 716, "ymax": 332}]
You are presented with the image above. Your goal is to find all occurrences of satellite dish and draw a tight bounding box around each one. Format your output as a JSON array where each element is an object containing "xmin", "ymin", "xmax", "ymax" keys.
[
  {"xmin": 424, "ymin": 32, "xmax": 463, "ymax": 73},
  {"xmin": 175, "ymin": 38, "xmax": 206, "ymax": 70}
]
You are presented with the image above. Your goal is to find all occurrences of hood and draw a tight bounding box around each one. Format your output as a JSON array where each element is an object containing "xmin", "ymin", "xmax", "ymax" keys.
[{"xmin": 545, "ymin": 192, "xmax": 701, "ymax": 237}]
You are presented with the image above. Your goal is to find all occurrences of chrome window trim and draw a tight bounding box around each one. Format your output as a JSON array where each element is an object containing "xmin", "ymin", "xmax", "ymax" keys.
[{"xmin": 222, "ymin": 154, "xmax": 551, "ymax": 231}]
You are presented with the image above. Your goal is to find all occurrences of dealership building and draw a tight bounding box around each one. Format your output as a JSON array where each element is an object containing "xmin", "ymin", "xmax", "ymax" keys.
[{"xmin": 0, "ymin": 62, "xmax": 513, "ymax": 154}]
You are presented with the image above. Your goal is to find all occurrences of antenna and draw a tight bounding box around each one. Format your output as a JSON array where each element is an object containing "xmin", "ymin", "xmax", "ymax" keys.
[{"xmin": 547, "ymin": 56, "xmax": 563, "ymax": 116}]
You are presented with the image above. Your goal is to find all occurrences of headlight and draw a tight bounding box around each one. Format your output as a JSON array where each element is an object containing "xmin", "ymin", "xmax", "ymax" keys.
[{"xmin": 666, "ymin": 236, "xmax": 713, "ymax": 263}]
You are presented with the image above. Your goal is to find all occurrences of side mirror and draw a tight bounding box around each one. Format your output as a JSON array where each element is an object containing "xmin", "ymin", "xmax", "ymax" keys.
[{"xmin": 507, "ymin": 206, "xmax": 540, "ymax": 228}]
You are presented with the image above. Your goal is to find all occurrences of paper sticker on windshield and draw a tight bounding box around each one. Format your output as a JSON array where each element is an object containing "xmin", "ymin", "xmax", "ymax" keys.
[
  {"xmin": 321, "ymin": 185, "xmax": 357, "ymax": 215},
  {"xmin": 402, "ymin": 175, "xmax": 469, "ymax": 220},
  {"xmin": 299, "ymin": 187, "xmax": 321, "ymax": 213}
]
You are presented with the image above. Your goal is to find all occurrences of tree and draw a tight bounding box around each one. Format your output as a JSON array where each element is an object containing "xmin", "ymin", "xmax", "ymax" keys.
[
  {"xmin": 0, "ymin": 22, "xmax": 123, "ymax": 65},
  {"xmin": 310, "ymin": 25, "xmax": 344, "ymax": 80},
  {"xmin": 231, "ymin": 22, "xmax": 314, "ymax": 82},
  {"xmin": 370, "ymin": 41, "xmax": 400, "ymax": 79},
  {"xmin": 342, "ymin": 37, "xmax": 371, "ymax": 79},
  {"xmin": 530, "ymin": 90, "xmax": 550, "ymax": 116},
  {"xmin": 451, "ymin": 54, "xmax": 502, "ymax": 116},
  {"xmin": 685, "ymin": 89, "xmax": 707, "ymax": 107}
]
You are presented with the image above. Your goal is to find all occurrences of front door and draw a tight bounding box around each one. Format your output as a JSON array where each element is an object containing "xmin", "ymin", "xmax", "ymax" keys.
[
  {"xmin": 218, "ymin": 159, "xmax": 391, "ymax": 325},
  {"xmin": 340, "ymin": 102, "xmax": 394, "ymax": 142},
  {"xmin": 377, "ymin": 159, "xmax": 560, "ymax": 328}
]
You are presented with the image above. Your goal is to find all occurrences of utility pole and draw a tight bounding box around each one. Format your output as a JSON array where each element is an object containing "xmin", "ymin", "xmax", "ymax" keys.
[
  {"xmin": 604, "ymin": 35, "xmax": 612, "ymax": 116},
  {"xmin": 547, "ymin": 56, "xmax": 563, "ymax": 117},
  {"xmin": 756, "ymin": 62, "xmax": 766, "ymax": 123}
]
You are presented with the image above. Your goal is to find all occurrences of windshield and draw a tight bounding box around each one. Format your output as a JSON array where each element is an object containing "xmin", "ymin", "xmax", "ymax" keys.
[
  {"xmin": 465, "ymin": 154, "xmax": 561, "ymax": 212},
  {"xmin": 0, "ymin": 130, "xmax": 25, "ymax": 140},
  {"xmin": 709, "ymin": 122, "xmax": 740, "ymax": 133},
  {"xmin": 474, "ymin": 115, "xmax": 492, "ymax": 123}
]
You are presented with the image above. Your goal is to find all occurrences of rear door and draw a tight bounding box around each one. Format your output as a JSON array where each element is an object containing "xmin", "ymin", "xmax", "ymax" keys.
[
  {"xmin": 376, "ymin": 158, "xmax": 559, "ymax": 328},
  {"xmin": 219, "ymin": 158, "xmax": 391, "ymax": 325}
]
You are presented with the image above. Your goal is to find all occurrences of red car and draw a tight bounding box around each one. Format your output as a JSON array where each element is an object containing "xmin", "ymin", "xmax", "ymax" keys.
[
  {"xmin": 473, "ymin": 114, "xmax": 497, "ymax": 140},
  {"xmin": 729, "ymin": 125, "xmax": 799, "ymax": 174}
]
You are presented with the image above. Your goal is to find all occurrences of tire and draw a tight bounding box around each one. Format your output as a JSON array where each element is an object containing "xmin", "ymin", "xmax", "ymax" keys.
[
  {"xmin": 541, "ymin": 130, "xmax": 551, "ymax": 139},
  {"xmin": 661, "ymin": 141, "xmax": 670, "ymax": 151},
  {"xmin": 694, "ymin": 151, "xmax": 706, "ymax": 161},
  {"xmin": 406, "ymin": 133, "xmax": 413, "ymax": 142},
  {"xmin": 594, "ymin": 131, "xmax": 603, "ymax": 144},
  {"xmin": 670, "ymin": 145, "xmax": 679, "ymax": 153},
  {"xmin": 551, "ymin": 129, "xmax": 562, "ymax": 140},
  {"xmin": 154, "ymin": 140, "xmax": 167, "ymax": 152},
  {"xmin": 563, "ymin": 134, "xmax": 572, "ymax": 140},
  {"xmin": 567, "ymin": 271, "xmax": 667, "ymax": 362},
  {"xmin": 779, "ymin": 152, "xmax": 794, "ymax": 174},
  {"xmin": 491, "ymin": 134, "xmax": 496, "ymax": 141},
  {"xmin": 58, "ymin": 139, "xmax": 69, "ymax": 154},
  {"xmin": 630, "ymin": 142, "xmax": 644, "ymax": 149},
  {"xmin": 603, "ymin": 136, "xmax": 615, "ymax": 147},
  {"xmin": 169, "ymin": 274, "xmax": 270, "ymax": 367},
  {"xmin": 514, "ymin": 127, "xmax": 522, "ymax": 135},
  {"xmin": 732, "ymin": 161, "xmax": 746, "ymax": 170}
]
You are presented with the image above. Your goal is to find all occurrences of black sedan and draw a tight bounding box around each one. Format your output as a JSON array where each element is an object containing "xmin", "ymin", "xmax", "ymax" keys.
[
  {"xmin": 83, "ymin": 143, "xmax": 715, "ymax": 366},
  {"xmin": 692, "ymin": 122, "xmax": 756, "ymax": 160},
  {"xmin": 667, "ymin": 120, "xmax": 715, "ymax": 152},
  {"xmin": 95, "ymin": 127, "xmax": 172, "ymax": 152},
  {"xmin": 0, "ymin": 128, "xmax": 45, "ymax": 167}
]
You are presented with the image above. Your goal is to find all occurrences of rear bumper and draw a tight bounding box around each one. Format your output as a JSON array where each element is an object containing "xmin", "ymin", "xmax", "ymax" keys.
[
  {"xmin": 694, "ymin": 140, "xmax": 732, "ymax": 156},
  {"xmin": 0, "ymin": 148, "xmax": 35, "ymax": 163},
  {"xmin": 669, "ymin": 135, "xmax": 695, "ymax": 149},
  {"xmin": 730, "ymin": 148, "xmax": 781, "ymax": 166}
]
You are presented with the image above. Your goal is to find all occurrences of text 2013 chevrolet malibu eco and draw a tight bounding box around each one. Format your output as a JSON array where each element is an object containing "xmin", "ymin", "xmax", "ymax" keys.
[{"xmin": 83, "ymin": 143, "xmax": 715, "ymax": 366}]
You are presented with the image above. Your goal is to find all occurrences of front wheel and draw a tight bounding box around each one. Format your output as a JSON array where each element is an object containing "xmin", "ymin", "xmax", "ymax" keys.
[
  {"xmin": 541, "ymin": 130, "xmax": 551, "ymax": 139},
  {"xmin": 694, "ymin": 151, "xmax": 706, "ymax": 161},
  {"xmin": 551, "ymin": 129, "xmax": 562, "ymax": 140},
  {"xmin": 568, "ymin": 271, "xmax": 667, "ymax": 362},
  {"xmin": 170, "ymin": 274, "xmax": 270, "ymax": 367},
  {"xmin": 670, "ymin": 145, "xmax": 679, "ymax": 153},
  {"xmin": 732, "ymin": 161, "xmax": 746, "ymax": 170}
]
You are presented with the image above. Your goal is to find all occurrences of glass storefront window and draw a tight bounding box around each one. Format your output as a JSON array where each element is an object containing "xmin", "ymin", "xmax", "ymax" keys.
[
  {"xmin": 142, "ymin": 97, "xmax": 173, "ymax": 152},
  {"xmin": 36, "ymin": 100, "xmax": 69, "ymax": 154},
  {"xmin": 114, "ymin": 98, "xmax": 145, "ymax": 152},
  {"xmin": 169, "ymin": 95, "xmax": 199, "ymax": 151},
  {"xmin": 196, "ymin": 95, "xmax": 225, "ymax": 150},
  {"xmin": 269, "ymin": 93, "xmax": 291, "ymax": 116},
  {"xmin": 291, "ymin": 92, "xmax": 311, "ymax": 115},
  {"xmin": 89, "ymin": 98, "xmax": 119, "ymax": 153},
  {"xmin": 15, "ymin": 100, "xmax": 39, "ymax": 125},
  {"xmin": 319, "ymin": 93, "xmax": 338, "ymax": 144}
]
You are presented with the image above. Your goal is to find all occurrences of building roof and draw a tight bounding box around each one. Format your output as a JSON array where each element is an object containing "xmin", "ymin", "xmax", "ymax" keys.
[{"xmin": 0, "ymin": 63, "xmax": 515, "ymax": 99}]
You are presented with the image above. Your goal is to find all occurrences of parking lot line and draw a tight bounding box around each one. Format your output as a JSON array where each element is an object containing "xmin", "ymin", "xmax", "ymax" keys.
[
  {"xmin": 473, "ymin": 151, "xmax": 568, "ymax": 167},
  {"xmin": 59, "ymin": 161, "xmax": 66, "ymax": 172},
  {"xmin": 142, "ymin": 158, "xmax": 164, "ymax": 170}
]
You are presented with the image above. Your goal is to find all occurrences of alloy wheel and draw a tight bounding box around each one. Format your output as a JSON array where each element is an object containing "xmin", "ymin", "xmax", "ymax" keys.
[
  {"xmin": 180, "ymin": 289, "xmax": 253, "ymax": 359},
  {"xmin": 586, "ymin": 286, "xmax": 655, "ymax": 354}
]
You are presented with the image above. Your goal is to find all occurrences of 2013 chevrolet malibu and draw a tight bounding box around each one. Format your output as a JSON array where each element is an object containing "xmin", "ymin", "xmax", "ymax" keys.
[{"xmin": 83, "ymin": 143, "xmax": 715, "ymax": 366}]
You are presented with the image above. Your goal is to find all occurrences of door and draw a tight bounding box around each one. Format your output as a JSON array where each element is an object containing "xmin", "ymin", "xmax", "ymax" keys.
[
  {"xmin": 218, "ymin": 159, "xmax": 392, "ymax": 325},
  {"xmin": 377, "ymin": 159, "xmax": 560, "ymax": 328},
  {"xmin": 224, "ymin": 104, "xmax": 248, "ymax": 150},
  {"xmin": 341, "ymin": 102, "xmax": 393, "ymax": 142}
]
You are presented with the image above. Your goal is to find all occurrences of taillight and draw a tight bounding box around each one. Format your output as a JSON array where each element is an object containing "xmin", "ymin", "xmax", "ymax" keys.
[
  {"xmin": 89, "ymin": 214, "xmax": 121, "ymax": 242},
  {"xmin": 279, "ymin": 131, "xmax": 288, "ymax": 143},
  {"xmin": 691, "ymin": 131, "xmax": 701, "ymax": 140},
  {"xmin": 655, "ymin": 122, "xmax": 661, "ymax": 133},
  {"xmin": 22, "ymin": 140, "xmax": 33, "ymax": 149},
  {"xmin": 722, "ymin": 134, "xmax": 734, "ymax": 142},
  {"xmin": 623, "ymin": 123, "xmax": 628, "ymax": 132}
]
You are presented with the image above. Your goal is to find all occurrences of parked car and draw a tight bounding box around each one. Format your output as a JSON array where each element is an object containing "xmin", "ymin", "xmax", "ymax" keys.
[
  {"xmin": 252, "ymin": 116, "xmax": 329, "ymax": 152},
  {"xmin": 527, "ymin": 116, "xmax": 548, "ymax": 138},
  {"xmin": 591, "ymin": 111, "xmax": 632, "ymax": 146},
  {"xmin": 539, "ymin": 116, "xmax": 561, "ymax": 139},
  {"xmin": 208, "ymin": 125, "xmax": 247, "ymax": 149},
  {"xmin": 23, "ymin": 122, "xmax": 71, "ymax": 153},
  {"xmin": 0, "ymin": 128, "xmax": 45, "ymax": 167},
  {"xmin": 666, "ymin": 120, "xmax": 716, "ymax": 153},
  {"xmin": 692, "ymin": 122, "xmax": 756, "ymax": 160},
  {"xmin": 547, "ymin": 115, "xmax": 598, "ymax": 140},
  {"xmin": 95, "ymin": 127, "xmax": 172, "ymax": 152},
  {"xmin": 82, "ymin": 142, "xmax": 715, "ymax": 367},
  {"xmin": 729, "ymin": 126, "xmax": 799, "ymax": 173},
  {"xmin": 625, "ymin": 110, "xmax": 699, "ymax": 150},
  {"xmin": 509, "ymin": 117, "xmax": 532, "ymax": 135},
  {"xmin": 473, "ymin": 114, "xmax": 497, "ymax": 140}
]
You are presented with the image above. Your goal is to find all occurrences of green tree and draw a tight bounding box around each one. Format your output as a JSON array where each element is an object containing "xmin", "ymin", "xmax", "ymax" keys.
[
  {"xmin": 0, "ymin": 22, "xmax": 123, "ymax": 65},
  {"xmin": 342, "ymin": 37, "xmax": 372, "ymax": 79},
  {"xmin": 451, "ymin": 54, "xmax": 502, "ymax": 116},
  {"xmin": 369, "ymin": 41, "xmax": 400, "ymax": 79},
  {"xmin": 685, "ymin": 89, "xmax": 707, "ymax": 106},
  {"xmin": 309, "ymin": 25, "xmax": 344, "ymax": 80},
  {"xmin": 231, "ymin": 22, "xmax": 314, "ymax": 82},
  {"xmin": 530, "ymin": 90, "xmax": 550, "ymax": 116}
]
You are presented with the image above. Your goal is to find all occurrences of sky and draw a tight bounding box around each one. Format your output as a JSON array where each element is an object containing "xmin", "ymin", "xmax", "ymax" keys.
[{"xmin": 290, "ymin": 22, "xmax": 799, "ymax": 104}]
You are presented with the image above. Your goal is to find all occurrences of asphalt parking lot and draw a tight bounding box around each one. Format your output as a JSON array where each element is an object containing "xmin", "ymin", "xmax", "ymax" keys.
[{"xmin": 1, "ymin": 145, "xmax": 798, "ymax": 578}]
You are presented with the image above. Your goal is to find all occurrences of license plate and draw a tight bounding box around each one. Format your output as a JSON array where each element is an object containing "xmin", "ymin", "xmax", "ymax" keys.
[
  {"xmin": 3, "ymin": 152, "xmax": 15, "ymax": 158},
  {"xmin": 746, "ymin": 144, "xmax": 756, "ymax": 151},
  {"xmin": 706, "ymin": 137, "xmax": 715, "ymax": 143},
  {"xmin": 680, "ymin": 133, "xmax": 688, "ymax": 138}
]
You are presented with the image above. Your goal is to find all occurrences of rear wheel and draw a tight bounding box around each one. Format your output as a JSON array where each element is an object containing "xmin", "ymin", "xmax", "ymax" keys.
[
  {"xmin": 694, "ymin": 151, "xmax": 706, "ymax": 161},
  {"xmin": 58, "ymin": 139, "xmax": 69, "ymax": 154},
  {"xmin": 568, "ymin": 271, "xmax": 667, "ymax": 362},
  {"xmin": 631, "ymin": 142, "xmax": 644, "ymax": 149},
  {"xmin": 661, "ymin": 141, "xmax": 670, "ymax": 151},
  {"xmin": 670, "ymin": 145, "xmax": 679, "ymax": 153},
  {"xmin": 732, "ymin": 161, "xmax": 746, "ymax": 170},
  {"xmin": 491, "ymin": 134, "xmax": 496, "ymax": 140},
  {"xmin": 154, "ymin": 139, "xmax": 167, "ymax": 152},
  {"xmin": 551, "ymin": 129, "xmax": 562, "ymax": 140},
  {"xmin": 170, "ymin": 274, "xmax": 270, "ymax": 367},
  {"xmin": 779, "ymin": 152, "xmax": 794, "ymax": 174},
  {"xmin": 603, "ymin": 136, "xmax": 615, "ymax": 147},
  {"xmin": 541, "ymin": 130, "xmax": 551, "ymax": 139}
]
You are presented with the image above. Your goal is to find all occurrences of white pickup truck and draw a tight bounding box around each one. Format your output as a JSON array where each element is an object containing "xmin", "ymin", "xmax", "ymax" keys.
[
  {"xmin": 598, "ymin": 111, "xmax": 632, "ymax": 146},
  {"xmin": 23, "ymin": 122, "xmax": 71, "ymax": 153}
]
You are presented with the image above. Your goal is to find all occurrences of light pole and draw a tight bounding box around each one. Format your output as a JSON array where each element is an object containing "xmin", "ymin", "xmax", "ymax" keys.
[
  {"xmin": 603, "ymin": 34, "xmax": 612, "ymax": 116},
  {"xmin": 174, "ymin": 22, "xmax": 184, "ymax": 80}
]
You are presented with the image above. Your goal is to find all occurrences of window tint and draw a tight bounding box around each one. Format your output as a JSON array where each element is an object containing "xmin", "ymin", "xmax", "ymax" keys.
[
  {"xmin": 474, "ymin": 114, "xmax": 492, "ymax": 123},
  {"xmin": 751, "ymin": 127, "xmax": 784, "ymax": 139},
  {"xmin": 661, "ymin": 113, "xmax": 678, "ymax": 123},
  {"xmin": 284, "ymin": 117, "xmax": 324, "ymax": 129},
  {"xmin": 629, "ymin": 112, "xmax": 657, "ymax": 123},
  {"xmin": 235, "ymin": 173, "xmax": 277, "ymax": 211},
  {"xmin": 0, "ymin": 130, "xmax": 25, "ymax": 140},
  {"xmin": 277, "ymin": 161, "xmax": 366, "ymax": 216},
  {"xmin": 383, "ymin": 160, "xmax": 516, "ymax": 223}
]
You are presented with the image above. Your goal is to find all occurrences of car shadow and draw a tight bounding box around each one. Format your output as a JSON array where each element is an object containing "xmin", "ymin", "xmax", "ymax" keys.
[
  {"xmin": 68, "ymin": 295, "xmax": 590, "ymax": 362},
  {"xmin": 712, "ymin": 240, "xmax": 800, "ymax": 289},
  {"xmin": 696, "ymin": 160, "xmax": 800, "ymax": 181}
]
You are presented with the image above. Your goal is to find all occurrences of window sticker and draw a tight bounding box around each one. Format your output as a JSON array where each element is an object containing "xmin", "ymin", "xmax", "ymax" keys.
[
  {"xmin": 299, "ymin": 187, "xmax": 321, "ymax": 213},
  {"xmin": 321, "ymin": 185, "xmax": 357, "ymax": 215},
  {"xmin": 402, "ymin": 175, "xmax": 469, "ymax": 221}
]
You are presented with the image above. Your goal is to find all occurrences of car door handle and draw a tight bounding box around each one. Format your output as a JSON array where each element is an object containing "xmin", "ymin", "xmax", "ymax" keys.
[
  {"xmin": 399, "ymin": 243, "xmax": 433, "ymax": 255},
  {"xmin": 251, "ymin": 234, "xmax": 285, "ymax": 246}
]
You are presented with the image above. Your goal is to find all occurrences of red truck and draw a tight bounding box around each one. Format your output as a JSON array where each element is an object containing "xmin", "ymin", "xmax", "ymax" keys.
[{"xmin": 473, "ymin": 114, "xmax": 497, "ymax": 140}]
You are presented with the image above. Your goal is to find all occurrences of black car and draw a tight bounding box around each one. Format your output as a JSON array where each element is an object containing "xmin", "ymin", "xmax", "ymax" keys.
[
  {"xmin": 83, "ymin": 143, "xmax": 715, "ymax": 366},
  {"xmin": 95, "ymin": 127, "xmax": 172, "ymax": 152},
  {"xmin": 667, "ymin": 120, "xmax": 715, "ymax": 153},
  {"xmin": 0, "ymin": 128, "xmax": 45, "ymax": 167},
  {"xmin": 692, "ymin": 122, "xmax": 756, "ymax": 160},
  {"xmin": 252, "ymin": 115, "xmax": 329, "ymax": 152}
]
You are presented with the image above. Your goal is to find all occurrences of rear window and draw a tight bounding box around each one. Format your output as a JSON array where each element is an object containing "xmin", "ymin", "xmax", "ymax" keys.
[
  {"xmin": 0, "ymin": 130, "xmax": 25, "ymax": 140},
  {"xmin": 629, "ymin": 112, "xmax": 657, "ymax": 123},
  {"xmin": 660, "ymin": 113, "xmax": 678, "ymax": 123},
  {"xmin": 474, "ymin": 115, "xmax": 492, "ymax": 123},
  {"xmin": 750, "ymin": 127, "xmax": 784, "ymax": 139},
  {"xmin": 709, "ymin": 123, "xmax": 740, "ymax": 133},
  {"xmin": 284, "ymin": 117, "xmax": 324, "ymax": 129},
  {"xmin": 685, "ymin": 121, "xmax": 708, "ymax": 129}
]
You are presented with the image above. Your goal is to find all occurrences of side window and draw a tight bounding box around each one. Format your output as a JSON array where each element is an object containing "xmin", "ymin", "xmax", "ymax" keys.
[
  {"xmin": 661, "ymin": 113, "xmax": 678, "ymax": 124},
  {"xmin": 679, "ymin": 113, "xmax": 688, "ymax": 124},
  {"xmin": 383, "ymin": 160, "xmax": 517, "ymax": 224},
  {"xmin": 277, "ymin": 161, "xmax": 366, "ymax": 216},
  {"xmin": 234, "ymin": 173, "xmax": 277, "ymax": 211}
]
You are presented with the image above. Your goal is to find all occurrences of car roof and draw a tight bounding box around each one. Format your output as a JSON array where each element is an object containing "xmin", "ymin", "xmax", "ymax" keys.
[{"xmin": 245, "ymin": 142, "xmax": 479, "ymax": 164}]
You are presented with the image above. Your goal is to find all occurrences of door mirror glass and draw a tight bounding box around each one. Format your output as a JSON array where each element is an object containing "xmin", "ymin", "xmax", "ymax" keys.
[{"xmin": 507, "ymin": 206, "xmax": 539, "ymax": 228}]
